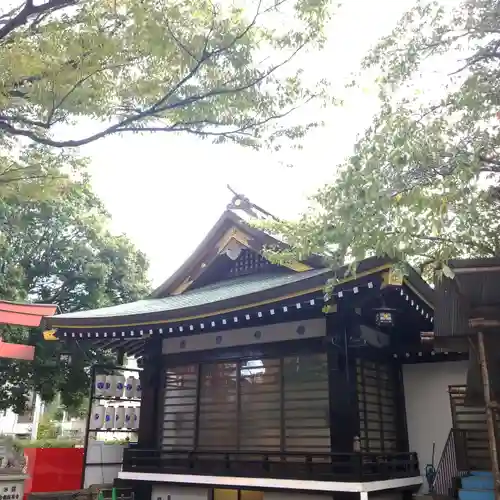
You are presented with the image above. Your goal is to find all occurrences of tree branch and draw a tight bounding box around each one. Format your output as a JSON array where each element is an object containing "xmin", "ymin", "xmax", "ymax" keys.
[
  {"xmin": 0, "ymin": 0, "xmax": 77, "ymax": 41},
  {"xmin": 386, "ymin": 230, "xmax": 498, "ymax": 257},
  {"xmin": 0, "ymin": 35, "xmax": 307, "ymax": 147}
]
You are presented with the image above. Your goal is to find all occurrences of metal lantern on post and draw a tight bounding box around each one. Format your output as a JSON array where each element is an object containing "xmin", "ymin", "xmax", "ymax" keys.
[
  {"xmin": 374, "ymin": 306, "xmax": 398, "ymax": 328},
  {"xmin": 58, "ymin": 352, "xmax": 73, "ymax": 365}
]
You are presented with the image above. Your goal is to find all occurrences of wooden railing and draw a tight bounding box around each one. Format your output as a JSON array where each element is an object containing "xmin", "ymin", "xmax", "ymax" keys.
[
  {"xmin": 432, "ymin": 429, "xmax": 469, "ymax": 496},
  {"xmin": 122, "ymin": 448, "xmax": 419, "ymax": 482}
]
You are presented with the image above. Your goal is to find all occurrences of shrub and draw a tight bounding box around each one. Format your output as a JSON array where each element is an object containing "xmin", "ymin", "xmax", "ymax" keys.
[{"xmin": 13, "ymin": 438, "xmax": 79, "ymax": 451}]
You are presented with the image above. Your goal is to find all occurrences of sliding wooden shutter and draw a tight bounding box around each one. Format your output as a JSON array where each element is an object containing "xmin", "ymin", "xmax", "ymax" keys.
[
  {"xmin": 161, "ymin": 353, "xmax": 331, "ymax": 453},
  {"xmin": 356, "ymin": 359, "xmax": 398, "ymax": 452},
  {"xmin": 198, "ymin": 362, "xmax": 238, "ymax": 450},
  {"xmin": 239, "ymin": 358, "xmax": 281, "ymax": 451},
  {"xmin": 283, "ymin": 353, "xmax": 330, "ymax": 452},
  {"xmin": 162, "ymin": 365, "xmax": 198, "ymax": 449}
]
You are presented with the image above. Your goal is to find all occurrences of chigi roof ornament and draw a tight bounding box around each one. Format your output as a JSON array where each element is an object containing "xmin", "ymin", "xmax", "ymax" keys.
[{"xmin": 226, "ymin": 185, "xmax": 279, "ymax": 221}]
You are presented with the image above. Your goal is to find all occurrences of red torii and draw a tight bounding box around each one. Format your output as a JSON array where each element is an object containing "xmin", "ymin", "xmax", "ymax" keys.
[{"xmin": 0, "ymin": 301, "xmax": 57, "ymax": 361}]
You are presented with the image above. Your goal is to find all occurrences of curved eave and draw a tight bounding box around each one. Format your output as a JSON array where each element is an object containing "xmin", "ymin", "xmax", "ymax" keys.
[
  {"xmin": 44, "ymin": 270, "xmax": 332, "ymax": 330},
  {"xmin": 44, "ymin": 259, "xmax": 435, "ymax": 337}
]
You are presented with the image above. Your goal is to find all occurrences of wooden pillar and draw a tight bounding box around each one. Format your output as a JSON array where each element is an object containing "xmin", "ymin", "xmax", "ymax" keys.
[
  {"xmin": 327, "ymin": 317, "xmax": 358, "ymax": 452},
  {"xmin": 392, "ymin": 361, "xmax": 409, "ymax": 452},
  {"xmin": 137, "ymin": 335, "xmax": 163, "ymax": 449},
  {"xmin": 478, "ymin": 331, "xmax": 500, "ymax": 500}
]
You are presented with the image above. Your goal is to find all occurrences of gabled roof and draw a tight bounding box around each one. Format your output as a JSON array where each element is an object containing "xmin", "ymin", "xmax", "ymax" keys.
[
  {"xmin": 150, "ymin": 210, "xmax": 324, "ymax": 298},
  {"xmin": 43, "ymin": 209, "xmax": 329, "ymax": 329},
  {"xmin": 42, "ymin": 205, "xmax": 435, "ymax": 344}
]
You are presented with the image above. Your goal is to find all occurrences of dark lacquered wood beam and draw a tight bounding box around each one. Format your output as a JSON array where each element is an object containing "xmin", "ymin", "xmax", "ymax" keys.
[
  {"xmin": 326, "ymin": 315, "xmax": 358, "ymax": 453},
  {"xmin": 137, "ymin": 336, "xmax": 163, "ymax": 449}
]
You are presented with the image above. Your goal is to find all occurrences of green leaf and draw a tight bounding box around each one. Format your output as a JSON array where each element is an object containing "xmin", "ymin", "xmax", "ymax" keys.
[
  {"xmin": 0, "ymin": 178, "xmax": 151, "ymax": 413},
  {"xmin": 0, "ymin": 0, "xmax": 335, "ymax": 151},
  {"xmin": 267, "ymin": 0, "xmax": 500, "ymax": 279}
]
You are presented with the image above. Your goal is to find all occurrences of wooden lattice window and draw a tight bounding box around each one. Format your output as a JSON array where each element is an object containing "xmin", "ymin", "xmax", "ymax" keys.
[
  {"xmin": 161, "ymin": 353, "xmax": 330, "ymax": 453},
  {"xmin": 283, "ymin": 354, "xmax": 330, "ymax": 452},
  {"xmin": 198, "ymin": 362, "xmax": 238, "ymax": 450},
  {"xmin": 239, "ymin": 358, "xmax": 281, "ymax": 451},
  {"xmin": 162, "ymin": 365, "xmax": 198, "ymax": 450},
  {"xmin": 227, "ymin": 249, "xmax": 276, "ymax": 277},
  {"xmin": 356, "ymin": 359, "xmax": 398, "ymax": 452}
]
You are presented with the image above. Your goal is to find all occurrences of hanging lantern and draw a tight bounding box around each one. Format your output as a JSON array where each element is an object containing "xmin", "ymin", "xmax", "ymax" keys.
[
  {"xmin": 59, "ymin": 352, "xmax": 72, "ymax": 365},
  {"xmin": 374, "ymin": 307, "xmax": 397, "ymax": 328}
]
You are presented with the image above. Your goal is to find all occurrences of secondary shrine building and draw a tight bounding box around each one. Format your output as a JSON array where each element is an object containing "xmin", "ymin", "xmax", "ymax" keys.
[{"xmin": 42, "ymin": 208, "xmax": 470, "ymax": 500}]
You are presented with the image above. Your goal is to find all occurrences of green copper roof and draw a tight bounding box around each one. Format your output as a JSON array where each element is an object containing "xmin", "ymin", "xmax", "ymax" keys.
[{"xmin": 53, "ymin": 268, "xmax": 330, "ymax": 321}]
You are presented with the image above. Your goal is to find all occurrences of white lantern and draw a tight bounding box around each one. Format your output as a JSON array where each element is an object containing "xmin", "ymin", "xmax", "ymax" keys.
[
  {"xmin": 104, "ymin": 406, "xmax": 115, "ymax": 429},
  {"xmin": 113, "ymin": 375, "xmax": 125, "ymax": 398},
  {"xmin": 124, "ymin": 407, "xmax": 134, "ymax": 429},
  {"xmin": 91, "ymin": 405, "xmax": 105, "ymax": 429},
  {"xmin": 132, "ymin": 407, "xmax": 140, "ymax": 429},
  {"xmin": 115, "ymin": 406, "xmax": 125, "ymax": 428},
  {"xmin": 104, "ymin": 375, "xmax": 114, "ymax": 397},
  {"xmin": 134, "ymin": 378, "xmax": 142, "ymax": 400},
  {"xmin": 125, "ymin": 377, "xmax": 136, "ymax": 399},
  {"xmin": 95, "ymin": 375, "xmax": 106, "ymax": 397}
]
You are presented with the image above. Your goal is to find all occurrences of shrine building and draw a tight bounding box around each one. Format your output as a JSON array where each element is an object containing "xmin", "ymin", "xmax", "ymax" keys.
[{"xmin": 42, "ymin": 203, "xmax": 469, "ymax": 500}]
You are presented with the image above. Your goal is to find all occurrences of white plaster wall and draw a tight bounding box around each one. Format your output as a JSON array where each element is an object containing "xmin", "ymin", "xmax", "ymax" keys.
[
  {"xmin": 152, "ymin": 485, "xmax": 210, "ymax": 500},
  {"xmin": 403, "ymin": 360, "xmax": 468, "ymax": 492},
  {"xmin": 28, "ymin": 395, "xmax": 44, "ymax": 439},
  {"xmin": 84, "ymin": 441, "xmax": 126, "ymax": 488},
  {"xmin": 0, "ymin": 411, "xmax": 18, "ymax": 436},
  {"xmin": 0, "ymin": 393, "xmax": 44, "ymax": 439}
]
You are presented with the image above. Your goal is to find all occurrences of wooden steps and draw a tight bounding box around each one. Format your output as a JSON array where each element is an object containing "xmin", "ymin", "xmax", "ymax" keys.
[{"xmin": 449, "ymin": 386, "xmax": 493, "ymax": 470}]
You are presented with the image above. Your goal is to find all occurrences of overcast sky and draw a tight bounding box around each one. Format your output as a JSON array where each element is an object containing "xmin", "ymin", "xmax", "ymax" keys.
[{"xmin": 79, "ymin": 0, "xmax": 416, "ymax": 286}]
